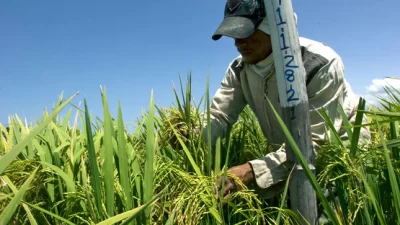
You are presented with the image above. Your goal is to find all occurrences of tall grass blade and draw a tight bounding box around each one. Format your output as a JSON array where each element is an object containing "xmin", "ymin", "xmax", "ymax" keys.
[
  {"xmin": 80, "ymin": 154, "xmax": 98, "ymax": 223},
  {"xmin": 172, "ymin": 83, "xmax": 185, "ymax": 118},
  {"xmin": 15, "ymin": 117, "xmax": 35, "ymax": 160},
  {"xmin": 334, "ymin": 180, "xmax": 349, "ymax": 225},
  {"xmin": 2, "ymin": 176, "xmax": 38, "ymax": 225},
  {"xmin": 144, "ymin": 90, "xmax": 155, "ymax": 222},
  {"xmin": 265, "ymin": 97, "xmax": 340, "ymax": 225},
  {"xmin": 350, "ymin": 98, "xmax": 366, "ymax": 157},
  {"xmin": 338, "ymin": 105, "xmax": 353, "ymax": 141},
  {"xmin": 11, "ymin": 118, "xmax": 26, "ymax": 159},
  {"xmin": 100, "ymin": 87, "xmax": 115, "ymax": 217},
  {"xmin": 380, "ymin": 129, "xmax": 400, "ymax": 222},
  {"xmin": 22, "ymin": 203, "xmax": 38, "ymax": 225},
  {"xmin": 0, "ymin": 92, "xmax": 79, "ymax": 174},
  {"xmin": 117, "ymin": 101, "xmax": 133, "ymax": 210},
  {"xmin": 205, "ymin": 75, "xmax": 212, "ymax": 176},
  {"xmin": 38, "ymin": 161, "xmax": 76, "ymax": 192},
  {"xmin": 389, "ymin": 106, "xmax": 400, "ymax": 160},
  {"xmin": 360, "ymin": 171, "xmax": 387, "ymax": 225},
  {"xmin": 62, "ymin": 108, "xmax": 73, "ymax": 128},
  {"xmin": 33, "ymin": 138, "xmax": 56, "ymax": 204},
  {"xmin": 164, "ymin": 210, "xmax": 176, "ymax": 225},
  {"xmin": 130, "ymin": 148, "xmax": 142, "ymax": 202},
  {"xmin": 99, "ymin": 190, "xmax": 165, "ymax": 225},
  {"xmin": 362, "ymin": 204, "xmax": 373, "ymax": 225},
  {"xmin": 21, "ymin": 201, "xmax": 77, "ymax": 225},
  {"xmin": 0, "ymin": 167, "xmax": 38, "ymax": 224},
  {"xmin": 214, "ymin": 137, "xmax": 221, "ymax": 175},
  {"xmin": 84, "ymin": 98, "xmax": 102, "ymax": 221},
  {"xmin": 179, "ymin": 75, "xmax": 186, "ymax": 108},
  {"xmin": 185, "ymin": 74, "xmax": 192, "ymax": 128},
  {"xmin": 166, "ymin": 119, "xmax": 202, "ymax": 176},
  {"xmin": 361, "ymin": 111, "xmax": 400, "ymax": 118},
  {"xmin": 275, "ymin": 167, "xmax": 295, "ymax": 225},
  {"xmin": 318, "ymin": 107, "xmax": 344, "ymax": 148}
]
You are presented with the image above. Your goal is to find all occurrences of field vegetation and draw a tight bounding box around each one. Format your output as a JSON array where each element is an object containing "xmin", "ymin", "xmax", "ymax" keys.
[{"xmin": 1, "ymin": 75, "xmax": 400, "ymax": 225}]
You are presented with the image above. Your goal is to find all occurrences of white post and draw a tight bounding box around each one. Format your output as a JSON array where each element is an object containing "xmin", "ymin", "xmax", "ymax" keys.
[{"xmin": 263, "ymin": 0, "xmax": 318, "ymax": 224}]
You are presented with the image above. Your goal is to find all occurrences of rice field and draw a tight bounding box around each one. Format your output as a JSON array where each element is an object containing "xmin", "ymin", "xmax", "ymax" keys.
[{"xmin": 1, "ymin": 75, "xmax": 400, "ymax": 225}]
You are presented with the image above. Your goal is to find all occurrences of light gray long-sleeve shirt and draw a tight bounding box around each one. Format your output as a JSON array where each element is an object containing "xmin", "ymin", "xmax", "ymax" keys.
[{"xmin": 202, "ymin": 37, "xmax": 371, "ymax": 198}]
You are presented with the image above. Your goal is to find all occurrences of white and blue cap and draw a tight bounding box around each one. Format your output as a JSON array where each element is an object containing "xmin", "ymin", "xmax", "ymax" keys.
[{"xmin": 212, "ymin": 0, "xmax": 267, "ymax": 40}]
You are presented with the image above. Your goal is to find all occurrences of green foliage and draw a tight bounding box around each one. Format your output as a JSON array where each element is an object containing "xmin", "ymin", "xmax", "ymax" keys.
[{"xmin": 0, "ymin": 75, "xmax": 400, "ymax": 225}]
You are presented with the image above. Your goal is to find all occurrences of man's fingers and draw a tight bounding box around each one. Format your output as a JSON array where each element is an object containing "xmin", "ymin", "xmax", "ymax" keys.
[
  {"xmin": 214, "ymin": 176, "xmax": 234, "ymax": 196},
  {"xmin": 214, "ymin": 176, "xmax": 241, "ymax": 209},
  {"xmin": 217, "ymin": 193, "xmax": 233, "ymax": 208},
  {"xmin": 223, "ymin": 193, "xmax": 233, "ymax": 202},
  {"xmin": 215, "ymin": 175, "xmax": 244, "ymax": 201},
  {"xmin": 212, "ymin": 186, "xmax": 218, "ymax": 195},
  {"xmin": 223, "ymin": 182, "xmax": 233, "ymax": 197},
  {"xmin": 216, "ymin": 176, "xmax": 230, "ymax": 190}
]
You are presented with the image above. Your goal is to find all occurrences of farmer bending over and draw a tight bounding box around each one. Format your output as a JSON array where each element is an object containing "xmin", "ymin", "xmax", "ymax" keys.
[{"xmin": 203, "ymin": 0, "xmax": 371, "ymax": 205}]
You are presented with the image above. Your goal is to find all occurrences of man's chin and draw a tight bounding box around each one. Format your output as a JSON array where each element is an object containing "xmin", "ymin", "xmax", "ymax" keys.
[
  {"xmin": 243, "ymin": 57, "xmax": 257, "ymax": 64},
  {"xmin": 242, "ymin": 54, "xmax": 268, "ymax": 65}
]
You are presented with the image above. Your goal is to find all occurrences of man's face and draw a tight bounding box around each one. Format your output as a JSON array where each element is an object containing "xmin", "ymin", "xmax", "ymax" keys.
[{"xmin": 234, "ymin": 29, "xmax": 272, "ymax": 64}]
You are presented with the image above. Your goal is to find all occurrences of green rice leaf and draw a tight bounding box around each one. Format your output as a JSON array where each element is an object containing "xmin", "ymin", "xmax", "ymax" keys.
[
  {"xmin": 0, "ymin": 92, "xmax": 79, "ymax": 174},
  {"xmin": 361, "ymin": 110, "xmax": 400, "ymax": 118},
  {"xmin": 100, "ymin": 87, "xmax": 115, "ymax": 217},
  {"xmin": 38, "ymin": 161, "xmax": 76, "ymax": 192},
  {"xmin": 275, "ymin": 167, "xmax": 294, "ymax": 225},
  {"xmin": 389, "ymin": 105, "xmax": 400, "ymax": 160},
  {"xmin": 318, "ymin": 107, "xmax": 344, "ymax": 148},
  {"xmin": 360, "ymin": 171, "xmax": 387, "ymax": 225},
  {"xmin": 165, "ymin": 119, "xmax": 202, "ymax": 176},
  {"xmin": 164, "ymin": 210, "xmax": 176, "ymax": 225},
  {"xmin": 117, "ymin": 101, "xmax": 133, "ymax": 210},
  {"xmin": 0, "ymin": 167, "xmax": 38, "ymax": 224},
  {"xmin": 130, "ymin": 145, "xmax": 142, "ymax": 201},
  {"xmin": 205, "ymin": 75, "xmax": 212, "ymax": 176},
  {"xmin": 144, "ymin": 90, "xmax": 155, "ymax": 222},
  {"xmin": 100, "ymin": 189, "xmax": 164, "ymax": 225},
  {"xmin": 338, "ymin": 104, "xmax": 353, "ymax": 141},
  {"xmin": 172, "ymin": 80, "xmax": 185, "ymax": 119},
  {"xmin": 380, "ymin": 129, "xmax": 400, "ymax": 221},
  {"xmin": 214, "ymin": 137, "xmax": 221, "ymax": 175},
  {"xmin": 350, "ymin": 97, "xmax": 366, "ymax": 157},
  {"xmin": 22, "ymin": 201, "xmax": 77, "ymax": 225},
  {"xmin": 84, "ymin": 98, "xmax": 102, "ymax": 221},
  {"xmin": 22, "ymin": 203, "xmax": 38, "ymax": 225},
  {"xmin": 1, "ymin": 176, "xmax": 38, "ymax": 225},
  {"xmin": 265, "ymin": 97, "xmax": 340, "ymax": 225}
]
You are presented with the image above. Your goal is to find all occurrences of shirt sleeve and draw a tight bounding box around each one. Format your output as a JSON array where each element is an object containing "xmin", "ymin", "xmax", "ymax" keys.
[
  {"xmin": 201, "ymin": 59, "xmax": 248, "ymax": 145},
  {"xmin": 248, "ymin": 57, "xmax": 371, "ymax": 198}
]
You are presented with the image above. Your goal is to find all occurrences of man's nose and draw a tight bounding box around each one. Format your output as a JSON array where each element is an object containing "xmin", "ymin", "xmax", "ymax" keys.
[{"xmin": 235, "ymin": 38, "xmax": 248, "ymax": 47}]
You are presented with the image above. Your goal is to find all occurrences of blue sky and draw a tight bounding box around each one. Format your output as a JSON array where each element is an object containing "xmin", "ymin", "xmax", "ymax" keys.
[{"xmin": 1, "ymin": 0, "xmax": 399, "ymax": 130}]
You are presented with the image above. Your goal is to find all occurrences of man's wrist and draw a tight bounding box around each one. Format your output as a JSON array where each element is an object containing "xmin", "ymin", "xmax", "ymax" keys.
[{"xmin": 243, "ymin": 163, "xmax": 255, "ymax": 185}]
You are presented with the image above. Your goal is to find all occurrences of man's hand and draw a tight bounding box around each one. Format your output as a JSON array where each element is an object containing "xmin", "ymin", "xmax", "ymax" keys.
[{"xmin": 216, "ymin": 163, "xmax": 254, "ymax": 199}]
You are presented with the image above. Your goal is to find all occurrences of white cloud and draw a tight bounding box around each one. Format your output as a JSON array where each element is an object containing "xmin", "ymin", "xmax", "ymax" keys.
[
  {"xmin": 367, "ymin": 78, "xmax": 400, "ymax": 93},
  {"xmin": 360, "ymin": 77, "xmax": 400, "ymax": 108}
]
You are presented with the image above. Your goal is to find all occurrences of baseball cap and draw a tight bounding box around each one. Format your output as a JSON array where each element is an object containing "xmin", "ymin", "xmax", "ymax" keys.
[{"xmin": 212, "ymin": 0, "xmax": 266, "ymax": 41}]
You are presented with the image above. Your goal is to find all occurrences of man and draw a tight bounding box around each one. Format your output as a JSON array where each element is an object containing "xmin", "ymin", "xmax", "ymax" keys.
[{"xmin": 204, "ymin": 0, "xmax": 371, "ymax": 202}]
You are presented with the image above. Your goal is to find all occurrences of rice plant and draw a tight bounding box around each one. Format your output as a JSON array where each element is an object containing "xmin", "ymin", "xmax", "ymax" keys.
[{"xmin": 0, "ymin": 74, "xmax": 399, "ymax": 225}]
